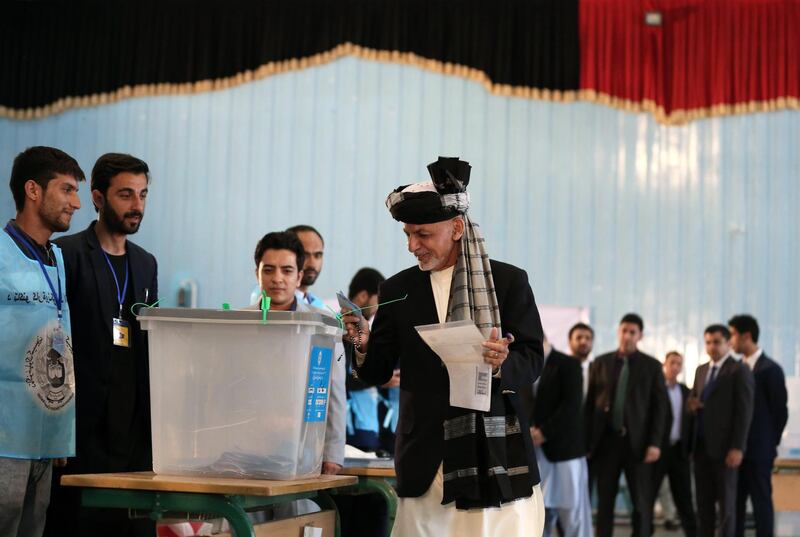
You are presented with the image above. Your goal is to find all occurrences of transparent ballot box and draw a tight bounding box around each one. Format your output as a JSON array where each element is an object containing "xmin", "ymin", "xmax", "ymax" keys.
[{"xmin": 139, "ymin": 308, "xmax": 342, "ymax": 480}]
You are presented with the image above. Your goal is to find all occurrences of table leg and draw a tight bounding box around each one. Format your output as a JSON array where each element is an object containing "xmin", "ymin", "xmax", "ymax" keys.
[
  {"xmin": 357, "ymin": 477, "xmax": 398, "ymax": 537},
  {"xmin": 314, "ymin": 490, "xmax": 341, "ymax": 537}
]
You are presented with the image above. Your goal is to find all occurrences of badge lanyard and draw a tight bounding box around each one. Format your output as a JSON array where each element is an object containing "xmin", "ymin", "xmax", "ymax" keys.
[
  {"xmin": 4, "ymin": 224, "xmax": 63, "ymax": 319},
  {"xmin": 101, "ymin": 250, "xmax": 129, "ymax": 319},
  {"xmin": 101, "ymin": 250, "xmax": 131, "ymax": 348},
  {"xmin": 4, "ymin": 223, "xmax": 66, "ymax": 354}
]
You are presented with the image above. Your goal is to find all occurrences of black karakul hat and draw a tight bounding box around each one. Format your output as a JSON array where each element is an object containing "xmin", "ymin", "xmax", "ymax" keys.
[{"xmin": 386, "ymin": 157, "xmax": 472, "ymax": 224}]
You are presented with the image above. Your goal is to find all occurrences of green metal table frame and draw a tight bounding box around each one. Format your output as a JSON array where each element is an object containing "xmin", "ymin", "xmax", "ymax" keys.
[{"xmin": 79, "ymin": 486, "xmax": 342, "ymax": 537}]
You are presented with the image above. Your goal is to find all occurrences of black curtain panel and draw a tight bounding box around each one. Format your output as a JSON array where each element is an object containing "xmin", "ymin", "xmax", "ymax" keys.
[{"xmin": 1, "ymin": 0, "xmax": 579, "ymax": 113}]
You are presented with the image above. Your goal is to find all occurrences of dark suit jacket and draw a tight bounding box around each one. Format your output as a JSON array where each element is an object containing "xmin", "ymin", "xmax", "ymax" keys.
[
  {"xmin": 690, "ymin": 356, "xmax": 754, "ymax": 460},
  {"xmin": 355, "ymin": 260, "xmax": 545, "ymax": 497},
  {"xmin": 521, "ymin": 348, "xmax": 586, "ymax": 462},
  {"xmin": 744, "ymin": 354, "xmax": 788, "ymax": 461},
  {"xmin": 661, "ymin": 383, "xmax": 693, "ymax": 456},
  {"xmin": 55, "ymin": 221, "xmax": 158, "ymax": 472},
  {"xmin": 585, "ymin": 350, "xmax": 669, "ymax": 460}
]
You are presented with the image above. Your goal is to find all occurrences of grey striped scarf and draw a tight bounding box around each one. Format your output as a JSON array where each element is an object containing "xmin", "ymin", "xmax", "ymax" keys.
[
  {"xmin": 446, "ymin": 215, "xmax": 501, "ymax": 335},
  {"xmin": 441, "ymin": 215, "xmax": 532, "ymax": 509}
]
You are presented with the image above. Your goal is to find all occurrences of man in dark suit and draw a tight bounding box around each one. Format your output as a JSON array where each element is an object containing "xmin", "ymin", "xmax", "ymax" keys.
[
  {"xmin": 567, "ymin": 322, "xmax": 595, "ymax": 397},
  {"xmin": 45, "ymin": 153, "xmax": 158, "ymax": 537},
  {"xmin": 651, "ymin": 351, "xmax": 696, "ymax": 537},
  {"xmin": 524, "ymin": 339, "xmax": 591, "ymax": 537},
  {"xmin": 689, "ymin": 324, "xmax": 754, "ymax": 537},
  {"xmin": 343, "ymin": 157, "xmax": 545, "ymax": 537},
  {"xmin": 585, "ymin": 313, "xmax": 669, "ymax": 537},
  {"xmin": 728, "ymin": 315, "xmax": 788, "ymax": 537}
]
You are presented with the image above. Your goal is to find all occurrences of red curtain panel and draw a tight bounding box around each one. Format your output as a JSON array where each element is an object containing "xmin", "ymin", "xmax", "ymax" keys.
[{"xmin": 579, "ymin": 0, "xmax": 800, "ymax": 122}]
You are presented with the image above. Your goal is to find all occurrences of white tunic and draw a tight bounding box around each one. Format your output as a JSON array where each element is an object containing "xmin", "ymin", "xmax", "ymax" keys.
[
  {"xmin": 535, "ymin": 446, "xmax": 589, "ymax": 510},
  {"xmin": 391, "ymin": 265, "xmax": 545, "ymax": 537}
]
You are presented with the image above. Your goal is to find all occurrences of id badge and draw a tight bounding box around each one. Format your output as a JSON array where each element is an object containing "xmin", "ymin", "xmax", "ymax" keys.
[
  {"xmin": 112, "ymin": 318, "xmax": 131, "ymax": 347},
  {"xmin": 52, "ymin": 322, "xmax": 66, "ymax": 356}
]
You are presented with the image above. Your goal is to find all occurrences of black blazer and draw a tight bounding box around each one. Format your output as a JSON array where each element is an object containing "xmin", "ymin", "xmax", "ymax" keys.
[
  {"xmin": 522, "ymin": 348, "xmax": 586, "ymax": 462},
  {"xmin": 661, "ymin": 383, "xmax": 693, "ymax": 456},
  {"xmin": 55, "ymin": 222, "xmax": 158, "ymax": 471},
  {"xmin": 690, "ymin": 356, "xmax": 754, "ymax": 460},
  {"xmin": 585, "ymin": 350, "xmax": 669, "ymax": 460},
  {"xmin": 744, "ymin": 354, "xmax": 788, "ymax": 461},
  {"xmin": 355, "ymin": 260, "xmax": 545, "ymax": 497}
]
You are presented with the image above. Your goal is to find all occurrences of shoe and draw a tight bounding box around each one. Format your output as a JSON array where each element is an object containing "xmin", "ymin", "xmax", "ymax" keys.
[{"xmin": 663, "ymin": 519, "xmax": 680, "ymax": 531}]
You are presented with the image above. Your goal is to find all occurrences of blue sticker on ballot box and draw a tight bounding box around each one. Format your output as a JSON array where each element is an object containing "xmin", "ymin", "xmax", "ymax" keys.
[{"xmin": 304, "ymin": 346, "xmax": 333, "ymax": 422}]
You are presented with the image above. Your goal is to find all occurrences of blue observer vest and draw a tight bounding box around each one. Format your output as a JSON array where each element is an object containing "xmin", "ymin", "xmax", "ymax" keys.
[{"xmin": 0, "ymin": 232, "xmax": 75, "ymax": 459}]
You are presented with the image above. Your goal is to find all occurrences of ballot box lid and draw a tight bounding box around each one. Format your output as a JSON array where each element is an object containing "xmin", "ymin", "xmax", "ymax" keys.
[{"xmin": 138, "ymin": 307, "xmax": 342, "ymax": 332}]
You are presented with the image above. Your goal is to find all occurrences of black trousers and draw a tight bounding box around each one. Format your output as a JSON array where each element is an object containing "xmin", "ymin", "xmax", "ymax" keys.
[
  {"xmin": 652, "ymin": 442, "xmax": 697, "ymax": 537},
  {"xmin": 43, "ymin": 424, "xmax": 154, "ymax": 537},
  {"xmin": 735, "ymin": 458, "xmax": 774, "ymax": 537},
  {"xmin": 333, "ymin": 493, "xmax": 389, "ymax": 537},
  {"xmin": 590, "ymin": 433, "xmax": 655, "ymax": 537},
  {"xmin": 693, "ymin": 439, "xmax": 738, "ymax": 537}
]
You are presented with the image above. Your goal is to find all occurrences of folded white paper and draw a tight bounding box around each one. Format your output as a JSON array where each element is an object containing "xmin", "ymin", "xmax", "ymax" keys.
[
  {"xmin": 415, "ymin": 320, "xmax": 492, "ymax": 411},
  {"xmin": 303, "ymin": 526, "xmax": 323, "ymax": 537}
]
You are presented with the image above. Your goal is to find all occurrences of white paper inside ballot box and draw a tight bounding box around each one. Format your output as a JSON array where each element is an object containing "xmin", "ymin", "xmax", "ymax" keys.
[{"xmin": 415, "ymin": 320, "xmax": 492, "ymax": 412}]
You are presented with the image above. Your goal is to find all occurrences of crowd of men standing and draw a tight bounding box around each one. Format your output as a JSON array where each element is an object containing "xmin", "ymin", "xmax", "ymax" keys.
[
  {"xmin": 0, "ymin": 146, "xmax": 791, "ymax": 537},
  {"xmin": 529, "ymin": 313, "xmax": 789, "ymax": 537}
]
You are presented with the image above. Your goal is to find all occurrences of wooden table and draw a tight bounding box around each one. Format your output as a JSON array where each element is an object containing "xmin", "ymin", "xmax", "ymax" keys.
[
  {"xmin": 337, "ymin": 465, "xmax": 398, "ymax": 537},
  {"xmin": 61, "ymin": 471, "xmax": 358, "ymax": 537}
]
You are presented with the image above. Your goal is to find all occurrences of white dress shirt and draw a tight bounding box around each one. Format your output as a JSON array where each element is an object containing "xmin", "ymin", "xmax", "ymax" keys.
[
  {"xmin": 666, "ymin": 382, "xmax": 683, "ymax": 445},
  {"xmin": 706, "ymin": 353, "xmax": 732, "ymax": 383},
  {"xmin": 743, "ymin": 348, "xmax": 763, "ymax": 370}
]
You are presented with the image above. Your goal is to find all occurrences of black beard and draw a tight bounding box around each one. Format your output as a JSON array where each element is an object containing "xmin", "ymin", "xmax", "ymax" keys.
[
  {"xmin": 101, "ymin": 205, "xmax": 142, "ymax": 235},
  {"xmin": 39, "ymin": 200, "xmax": 70, "ymax": 233},
  {"xmin": 301, "ymin": 271, "xmax": 318, "ymax": 287}
]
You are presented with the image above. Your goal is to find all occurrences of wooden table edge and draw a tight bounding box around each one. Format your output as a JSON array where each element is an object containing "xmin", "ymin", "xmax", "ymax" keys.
[
  {"xmin": 61, "ymin": 472, "xmax": 358, "ymax": 496},
  {"xmin": 340, "ymin": 467, "xmax": 396, "ymax": 478}
]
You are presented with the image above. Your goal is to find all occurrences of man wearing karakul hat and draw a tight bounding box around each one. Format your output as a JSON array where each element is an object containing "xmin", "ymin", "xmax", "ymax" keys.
[{"xmin": 342, "ymin": 157, "xmax": 546, "ymax": 536}]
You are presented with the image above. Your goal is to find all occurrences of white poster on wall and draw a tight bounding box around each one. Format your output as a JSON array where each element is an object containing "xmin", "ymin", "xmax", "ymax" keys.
[{"xmin": 538, "ymin": 305, "xmax": 591, "ymax": 354}]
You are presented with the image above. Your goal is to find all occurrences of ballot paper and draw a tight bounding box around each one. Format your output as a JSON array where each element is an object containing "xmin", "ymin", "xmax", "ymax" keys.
[{"xmin": 415, "ymin": 320, "xmax": 492, "ymax": 412}]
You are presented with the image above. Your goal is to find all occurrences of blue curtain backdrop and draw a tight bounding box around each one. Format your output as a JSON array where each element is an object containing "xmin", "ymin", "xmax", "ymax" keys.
[{"xmin": 1, "ymin": 57, "xmax": 797, "ymax": 377}]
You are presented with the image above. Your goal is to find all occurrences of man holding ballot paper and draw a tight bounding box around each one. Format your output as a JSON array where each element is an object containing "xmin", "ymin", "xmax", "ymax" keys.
[{"xmin": 343, "ymin": 157, "xmax": 546, "ymax": 537}]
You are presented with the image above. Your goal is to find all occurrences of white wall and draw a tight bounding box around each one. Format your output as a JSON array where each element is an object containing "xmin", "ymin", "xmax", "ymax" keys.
[{"xmin": 2, "ymin": 56, "xmax": 798, "ymax": 379}]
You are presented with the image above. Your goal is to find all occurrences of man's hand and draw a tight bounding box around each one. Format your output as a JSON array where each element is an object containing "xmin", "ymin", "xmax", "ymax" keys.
[
  {"xmin": 644, "ymin": 446, "xmax": 661, "ymax": 463},
  {"xmin": 530, "ymin": 427, "xmax": 546, "ymax": 446},
  {"xmin": 482, "ymin": 328, "xmax": 513, "ymax": 372},
  {"xmin": 342, "ymin": 313, "xmax": 369, "ymax": 353},
  {"xmin": 381, "ymin": 369, "xmax": 400, "ymax": 389},
  {"xmin": 52, "ymin": 458, "xmax": 68, "ymax": 468},
  {"xmin": 322, "ymin": 462, "xmax": 342, "ymax": 475},
  {"xmin": 725, "ymin": 448, "xmax": 744, "ymax": 469},
  {"xmin": 687, "ymin": 395, "xmax": 703, "ymax": 414}
]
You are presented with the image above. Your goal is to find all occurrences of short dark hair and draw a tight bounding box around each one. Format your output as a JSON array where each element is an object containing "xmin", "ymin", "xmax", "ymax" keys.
[
  {"xmin": 91, "ymin": 153, "xmax": 150, "ymax": 211},
  {"xmin": 286, "ymin": 224, "xmax": 324, "ymax": 246},
  {"xmin": 728, "ymin": 314, "xmax": 760, "ymax": 343},
  {"xmin": 9, "ymin": 146, "xmax": 85, "ymax": 211},
  {"xmin": 620, "ymin": 312, "xmax": 644, "ymax": 332},
  {"xmin": 568, "ymin": 322, "xmax": 594, "ymax": 339},
  {"xmin": 704, "ymin": 324, "xmax": 731, "ymax": 340},
  {"xmin": 664, "ymin": 350, "xmax": 683, "ymax": 361},
  {"xmin": 348, "ymin": 268, "xmax": 385, "ymax": 300},
  {"xmin": 254, "ymin": 231, "xmax": 305, "ymax": 271}
]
